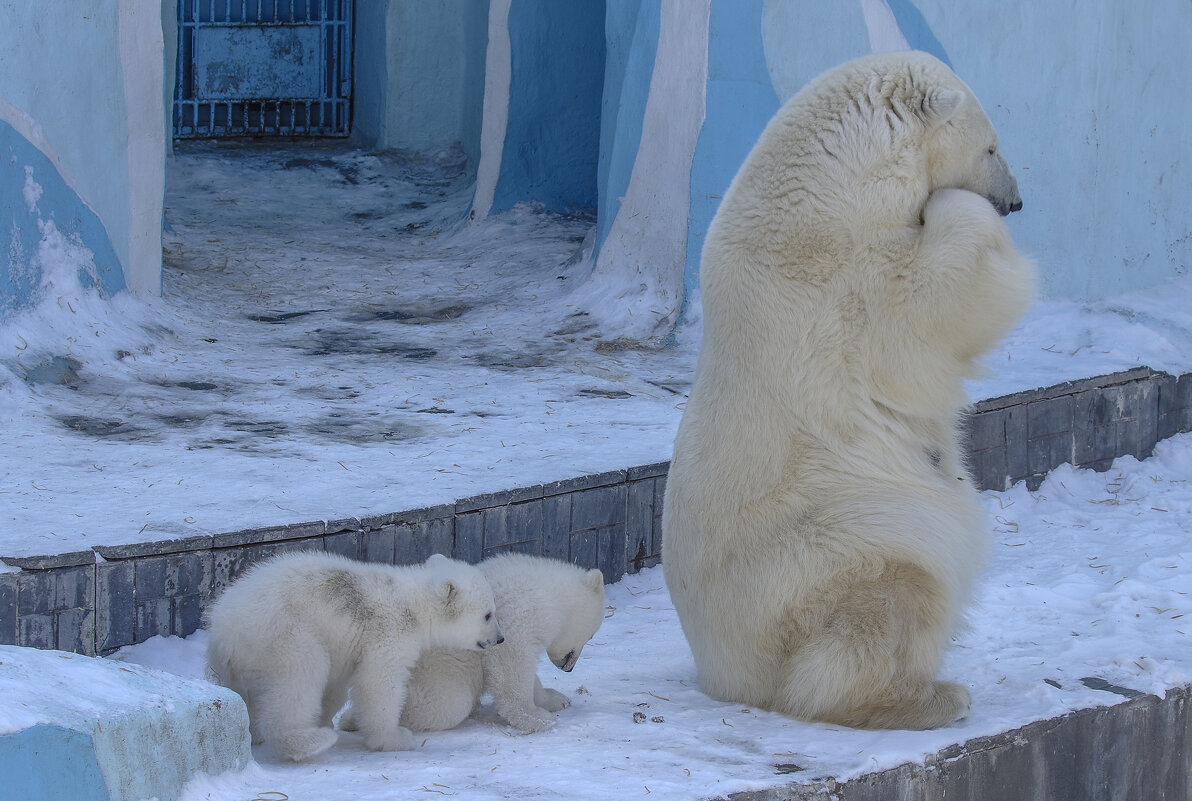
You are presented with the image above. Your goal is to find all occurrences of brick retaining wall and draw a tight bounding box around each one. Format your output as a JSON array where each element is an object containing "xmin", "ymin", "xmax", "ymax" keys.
[{"xmin": 2, "ymin": 368, "xmax": 1189, "ymax": 657}]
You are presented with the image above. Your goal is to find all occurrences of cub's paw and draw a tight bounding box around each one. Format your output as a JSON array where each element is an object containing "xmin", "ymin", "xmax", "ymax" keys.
[
  {"xmin": 501, "ymin": 707, "xmax": 557, "ymax": 734},
  {"xmin": 537, "ymin": 688, "xmax": 571, "ymax": 713},
  {"xmin": 364, "ymin": 725, "xmax": 416, "ymax": 752},
  {"xmin": 276, "ymin": 727, "xmax": 338, "ymax": 762}
]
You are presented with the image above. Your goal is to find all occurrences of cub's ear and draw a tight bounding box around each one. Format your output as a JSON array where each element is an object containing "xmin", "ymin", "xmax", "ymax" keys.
[
  {"xmin": 920, "ymin": 87, "xmax": 965, "ymax": 128},
  {"xmin": 426, "ymin": 553, "xmax": 449, "ymax": 567},
  {"xmin": 439, "ymin": 580, "xmax": 461, "ymax": 616},
  {"xmin": 584, "ymin": 568, "xmax": 604, "ymax": 592}
]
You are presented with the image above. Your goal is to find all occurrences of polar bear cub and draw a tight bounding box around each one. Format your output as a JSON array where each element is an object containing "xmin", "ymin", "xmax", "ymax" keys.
[
  {"xmin": 205, "ymin": 551, "xmax": 503, "ymax": 761},
  {"xmin": 361, "ymin": 553, "xmax": 606, "ymax": 733}
]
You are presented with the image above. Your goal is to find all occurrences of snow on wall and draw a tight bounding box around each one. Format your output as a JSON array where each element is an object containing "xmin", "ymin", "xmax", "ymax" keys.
[{"xmin": 0, "ymin": 1, "xmax": 164, "ymax": 317}]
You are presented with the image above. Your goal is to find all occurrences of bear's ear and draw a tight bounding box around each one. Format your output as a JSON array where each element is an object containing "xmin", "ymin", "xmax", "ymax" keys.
[
  {"xmin": 439, "ymin": 580, "xmax": 461, "ymax": 616},
  {"xmin": 584, "ymin": 568, "xmax": 604, "ymax": 592},
  {"xmin": 920, "ymin": 87, "xmax": 965, "ymax": 128},
  {"xmin": 426, "ymin": 553, "xmax": 449, "ymax": 567}
]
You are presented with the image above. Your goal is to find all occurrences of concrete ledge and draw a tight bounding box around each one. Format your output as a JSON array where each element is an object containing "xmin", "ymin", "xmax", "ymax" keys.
[
  {"xmin": 0, "ymin": 369, "xmax": 1189, "ymax": 657},
  {"xmin": 0, "ymin": 644, "xmax": 250, "ymax": 801},
  {"xmin": 719, "ymin": 685, "xmax": 1191, "ymax": 801}
]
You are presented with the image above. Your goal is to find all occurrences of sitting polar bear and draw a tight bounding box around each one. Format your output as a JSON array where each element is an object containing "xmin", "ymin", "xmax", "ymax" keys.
[
  {"xmin": 345, "ymin": 553, "xmax": 606, "ymax": 734},
  {"xmin": 662, "ymin": 51, "xmax": 1035, "ymax": 730},
  {"xmin": 205, "ymin": 551, "xmax": 503, "ymax": 761}
]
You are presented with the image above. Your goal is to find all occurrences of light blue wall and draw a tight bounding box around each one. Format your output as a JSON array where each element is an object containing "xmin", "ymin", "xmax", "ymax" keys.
[
  {"xmin": 353, "ymin": 0, "xmax": 490, "ymax": 168},
  {"xmin": 490, "ymin": 0, "xmax": 606, "ymax": 215},
  {"xmin": 684, "ymin": 0, "xmax": 780, "ymax": 305},
  {"xmin": 910, "ymin": 0, "xmax": 1192, "ymax": 300},
  {"xmin": 680, "ymin": 0, "xmax": 1192, "ymax": 306},
  {"xmin": 0, "ymin": 121, "xmax": 125, "ymax": 317},
  {"xmin": 595, "ymin": 0, "xmax": 659, "ymax": 255},
  {"xmin": 0, "ymin": 1, "xmax": 163, "ymax": 318}
]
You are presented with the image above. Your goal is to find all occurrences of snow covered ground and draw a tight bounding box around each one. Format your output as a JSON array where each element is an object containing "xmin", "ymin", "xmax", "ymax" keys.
[
  {"xmin": 111, "ymin": 437, "xmax": 1192, "ymax": 801},
  {"xmin": 3, "ymin": 142, "xmax": 1192, "ymax": 561}
]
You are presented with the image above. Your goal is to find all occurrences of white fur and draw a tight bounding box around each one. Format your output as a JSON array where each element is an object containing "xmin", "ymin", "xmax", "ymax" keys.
[
  {"xmin": 662, "ymin": 52, "xmax": 1036, "ymax": 730},
  {"xmin": 204, "ymin": 551, "xmax": 503, "ymax": 761},
  {"xmin": 387, "ymin": 553, "xmax": 607, "ymax": 733}
]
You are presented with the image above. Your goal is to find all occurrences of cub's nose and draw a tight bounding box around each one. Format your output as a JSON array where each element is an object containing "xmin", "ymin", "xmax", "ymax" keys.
[{"xmin": 1008, "ymin": 199, "xmax": 1023, "ymax": 214}]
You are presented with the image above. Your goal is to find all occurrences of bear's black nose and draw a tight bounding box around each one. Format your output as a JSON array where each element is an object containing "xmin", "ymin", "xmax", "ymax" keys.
[{"xmin": 1008, "ymin": 199, "xmax": 1023, "ymax": 213}]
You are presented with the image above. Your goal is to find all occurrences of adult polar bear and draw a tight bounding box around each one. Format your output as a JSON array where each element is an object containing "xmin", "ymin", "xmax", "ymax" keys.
[{"xmin": 663, "ymin": 52, "xmax": 1035, "ymax": 730}]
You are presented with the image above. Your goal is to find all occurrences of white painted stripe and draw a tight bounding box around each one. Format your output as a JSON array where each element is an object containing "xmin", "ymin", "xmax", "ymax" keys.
[
  {"xmin": 118, "ymin": 0, "xmax": 166, "ymax": 295},
  {"xmin": 471, "ymin": 0, "xmax": 512, "ymax": 221},
  {"xmin": 580, "ymin": 0, "xmax": 710, "ymax": 341},
  {"xmin": 859, "ymin": 0, "xmax": 910, "ymax": 53}
]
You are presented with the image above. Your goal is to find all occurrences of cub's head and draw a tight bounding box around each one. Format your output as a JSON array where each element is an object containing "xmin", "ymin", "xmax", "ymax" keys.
[
  {"xmin": 547, "ymin": 568, "xmax": 606, "ymax": 672},
  {"xmin": 426, "ymin": 554, "xmax": 504, "ymax": 650}
]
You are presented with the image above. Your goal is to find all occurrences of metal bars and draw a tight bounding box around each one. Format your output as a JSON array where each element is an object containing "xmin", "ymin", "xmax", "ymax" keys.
[{"xmin": 173, "ymin": 0, "xmax": 353, "ymax": 138}]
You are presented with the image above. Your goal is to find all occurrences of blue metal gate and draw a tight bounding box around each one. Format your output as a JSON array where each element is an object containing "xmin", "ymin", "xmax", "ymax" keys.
[{"xmin": 173, "ymin": 0, "xmax": 353, "ymax": 138}]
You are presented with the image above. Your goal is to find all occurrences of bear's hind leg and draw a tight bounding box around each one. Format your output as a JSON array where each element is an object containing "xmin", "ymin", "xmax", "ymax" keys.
[
  {"xmin": 777, "ymin": 562, "xmax": 968, "ymax": 730},
  {"xmin": 252, "ymin": 649, "xmax": 339, "ymax": 761}
]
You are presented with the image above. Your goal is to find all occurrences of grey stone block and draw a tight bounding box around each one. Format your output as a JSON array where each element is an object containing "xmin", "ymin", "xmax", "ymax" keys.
[
  {"xmin": 212, "ymin": 539, "xmax": 322, "ymax": 597},
  {"xmin": 481, "ymin": 500, "xmax": 543, "ymax": 552},
  {"xmin": 626, "ymin": 478, "xmax": 655, "ymax": 572},
  {"xmin": 454, "ymin": 512, "xmax": 484, "ymax": 564},
  {"xmin": 1004, "ymin": 403, "xmax": 1030, "ymax": 484},
  {"xmin": 323, "ymin": 530, "xmax": 361, "ymax": 559},
  {"xmin": 19, "ymin": 613, "xmax": 55, "ymax": 650},
  {"xmin": 571, "ymin": 484, "xmax": 626, "ymax": 532},
  {"xmin": 174, "ymin": 593, "xmax": 205, "ymax": 638},
  {"xmin": 96, "ymin": 561, "xmax": 136, "ymax": 653},
  {"xmin": 55, "ymin": 607, "xmax": 94, "ymax": 654},
  {"xmin": 0, "ymin": 574, "xmax": 16, "ymax": 646},
  {"xmin": 134, "ymin": 552, "xmax": 211, "ymax": 600},
  {"xmin": 137, "ymin": 598, "xmax": 173, "ymax": 641},
  {"xmin": 569, "ymin": 528, "xmax": 598, "ymax": 570},
  {"xmin": 361, "ymin": 525, "xmax": 396, "ymax": 564},
  {"xmin": 394, "ymin": 516, "xmax": 455, "ymax": 564},
  {"xmin": 542, "ymin": 494, "xmax": 572, "ymax": 562}
]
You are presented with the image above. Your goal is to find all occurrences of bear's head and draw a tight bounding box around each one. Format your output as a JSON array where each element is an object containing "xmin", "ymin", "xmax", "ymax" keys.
[
  {"xmin": 915, "ymin": 64, "xmax": 1022, "ymax": 217},
  {"xmin": 426, "ymin": 554, "xmax": 504, "ymax": 650},
  {"xmin": 547, "ymin": 568, "xmax": 606, "ymax": 673}
]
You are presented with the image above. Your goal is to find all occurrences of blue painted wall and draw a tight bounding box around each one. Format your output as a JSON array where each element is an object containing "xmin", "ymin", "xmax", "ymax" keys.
[
  {"xmin": 490, "ymin": 0, "xmax": 606, "ymax": 215},
  {"xmin": 684, "ymin": 0, "xmax": 780, "ymax": 304},
  {"xmin": 1, "ymin": 121, "xmax": 126, "ymax": 317},
  {"xmin": 0, "ymin": 2, "xmax": 163, "ymax": 318}
]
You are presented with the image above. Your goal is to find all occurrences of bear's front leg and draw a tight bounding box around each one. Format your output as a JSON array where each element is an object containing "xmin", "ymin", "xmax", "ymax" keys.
[
  {"xmin": 350, "ymin": 655, "xmax": 417, "ymax": 752},
  {"xmin": 488, "ymin": 652, "xmax": 557, "ymax": 732},
  {"xmin": 905, "ymin": 187, "xmax": 1035, "ymax": 361}
]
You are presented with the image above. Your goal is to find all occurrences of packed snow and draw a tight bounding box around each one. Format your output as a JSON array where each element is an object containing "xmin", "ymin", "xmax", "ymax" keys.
[
  {"xmin": 2, "ymin": 142, "xmax": 1192, "ymax": 561},
  {"xmin": 109, "ymin": 437, "xmax": 1192, "ymax": 800}
]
